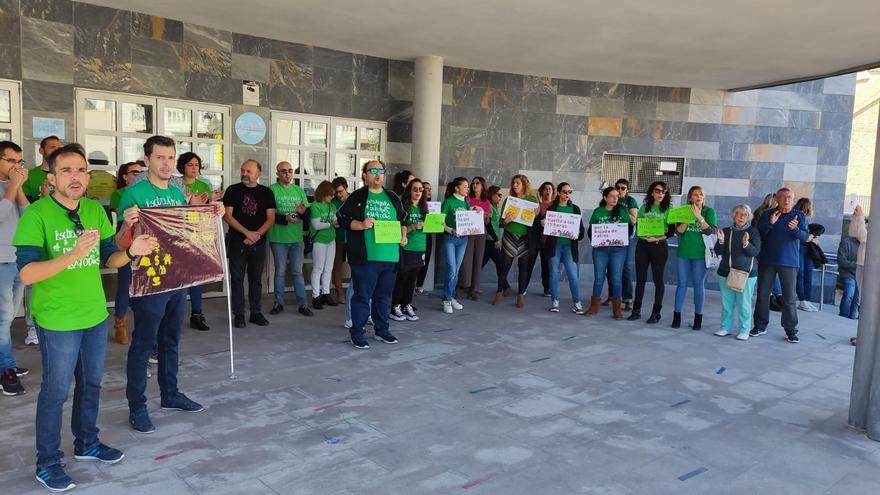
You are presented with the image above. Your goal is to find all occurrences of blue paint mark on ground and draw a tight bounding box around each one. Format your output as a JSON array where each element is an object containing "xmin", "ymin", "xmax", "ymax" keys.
[
  {"xmin": 678, "ymin": 467, "xmax": 708, "ymax": 481},
  {"xmin": 670, "ymin": 399, "xmax": 691, "ymax": 408},
  {"xmin": 469, "ymin": 386, "xmax": 497, "ymax": 394},
  {"xmin": 716, "ymin": 367, "xmax": 726, "ymax": 375},
  {"xmin": 530, "ymin": 357, "xmax": 551, "ymax": 363},
  {"xmin": 563, "ymin": 336, "xmax": 577, "ymax": 341},
  {"xmin": 816, "ymin": 333, "xmax": 827, "ymax": 340}
]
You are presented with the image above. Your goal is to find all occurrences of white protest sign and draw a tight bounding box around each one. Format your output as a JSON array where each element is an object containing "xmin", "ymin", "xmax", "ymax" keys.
[
  {"xmin": 543, "ymin": 211, "xmax": 582, "ymax": 239},
  {"xmin": 455, "ymin": 210, "xmax": 485, "ymax": 235},
  {"xmin": 502, "ymin": 196, "xmax": 539, "ymax": 226},
  {"xmin": 591, "ymin": 223, "xmax": 630, "ymax": 247},
  {"xmin": 427, "ymin": 201, "xmax": 441, "ymax": 214},
  {"xmin": 844, "ymin": 193, "xmax": 858, "ymax": 215}
]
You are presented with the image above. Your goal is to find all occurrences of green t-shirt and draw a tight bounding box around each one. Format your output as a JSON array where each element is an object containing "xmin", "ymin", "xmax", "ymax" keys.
[
  {"xmin": 637, "ymin": 203, "xmax": 670, "ymax": 239},
  {"xmin": 118, "ymin": 179, "xmax": 187, "ymax": 212},
  {"xmin": 268, "ymin": 182, "xmax": 309, "ymax": 244},
  {"xmin": 555, "ymin": 204, "xmax": 575, "ymax": 246},
  {"xmin": 441, "ymin": 195, "xmax": 470, "ymax": 229},
  {"xmin": 364, "ymin": 190, "xmax": 399, "ymax": 262},
  {"xmin": 503, "ymin": 194, "xmax": 538, "ymax": 237},
  {"xmin": 109, "ymin": 188, "xmax": 123, "ymax": 211},
  {"xmin": 23, "ymin": 166, "xmax": 49, "ymax": 201},
  {"xmin": 622, "ymin": 195, "xmax": 639, "ymax": 211},
  {"xmin": 331, "ymin": 197, "xmax": 346, "ymax": 244},
  {"xmin": 13, "ymin": 197, "xmax": 115, "ymax": 331},
  {"xmin": 184, "ymin": 179, "xmax": 212, "ymax": 196},
  {"xmin": 676, "ymin": 206, "xmax": 717, "ymax": 260},
  {"xmin": 490, "ymin": 204, "xmax": 501, "ymax": 240},
  {"xmin": 309, "ymin": 201, "xmax": 337, "ymax": 244},
  {"xmin": 404, "ymin": 205, "xmax": 426, "ymax": 252},
  {"xmin": 589, "ymin": 206, "xmax": 632, "ymax": 225}
]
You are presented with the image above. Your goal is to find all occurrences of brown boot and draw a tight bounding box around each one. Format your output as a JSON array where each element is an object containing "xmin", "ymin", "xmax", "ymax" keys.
[
  {"xmin": 468, "ymin": 288, "xmax": 480, "ymax": 301},
  {"xmin": 515, "ymin": 294, "xmax": 525, "ymax": 308},
  {"xmin": 335, "ymin": 285, "xmax": 345, "ymax": 305},
  {"xmin": 493, "ymin": 291, "xmax": 504, "ymax": 305},
  {"xmin": 611, "ymin": 299, "xmax": 623, "ymax": 320},
  {"xmin": 585, "ymin": 296, "xmax": 601, "ymax": 315},
  {"xmin": 114, "ymin": 316, "xmax": 129, "ymax": 344},
  {"xmin": 503, "ymin": 287, "xmax": 516, "ymax": 297}
]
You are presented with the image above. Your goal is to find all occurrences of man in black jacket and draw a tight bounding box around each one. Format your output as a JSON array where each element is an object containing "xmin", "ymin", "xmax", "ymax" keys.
[{"xmin": 336, "ymin": 160, "xmax": 407, "ymax": 349}]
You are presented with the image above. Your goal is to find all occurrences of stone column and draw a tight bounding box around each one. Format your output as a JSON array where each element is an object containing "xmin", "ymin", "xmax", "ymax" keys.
[
  {"xmin": 848, "ymin": 100, "xmax": 880, "ymax": 441},
  {"xmin": 410, "ymin": 55, "xmax": 443, "ymax": 290}
]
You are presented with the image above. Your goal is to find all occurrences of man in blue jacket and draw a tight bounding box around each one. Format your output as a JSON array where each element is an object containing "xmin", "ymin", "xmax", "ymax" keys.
[{"xmin": 750, "ymin": 187, "xmax": 809, "ymax": 342}]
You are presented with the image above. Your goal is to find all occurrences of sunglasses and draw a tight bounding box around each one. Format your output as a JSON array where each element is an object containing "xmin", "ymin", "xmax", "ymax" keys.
[
  {"xmin": 616, "ymin": 185, "xmax": 628, "ymax": 190},
  {"xmin": 126, "ymin": 170, "xmax": 143, "ymax": 175},
  {"xmin": 68, "ymin": 210, "xmax": 85, "ymax": 237},
  {"xmin": 278, "ymin": 169, "xmax": 294, "ymax": 173},
  {"xmin": 368, "ymin": 168, "xmax": 386, "ymax": 175},
  {"xmin": 411, "ymin": 187, "xmax": 424, "ymax": 192},
  {"xmin": 560, "ymin": 190, "xmax": 573, "ymax": 194},
  {"xmin": 653, "ymin": 188, "xmax": 666, "ymax": 194}
]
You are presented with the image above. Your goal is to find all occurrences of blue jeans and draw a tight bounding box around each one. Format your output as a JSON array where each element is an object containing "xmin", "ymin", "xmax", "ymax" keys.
[
  {"xmin": 188, "ymin": 285, "xmax": 204, "ymax": 313},
  {"xmin": 796, "ymin": 244, "xmax": 815, "ymax": 302},
  {"xmin": 674, "ymin": 257, "xmax": 708, "ymax": 313},
  {"xmin": 0, "ymin": 262, "xmax": 24, "ymax": 370},
  {"xmin": 549, "ymin": 244, "xmax": 580, "ymax": 303},
  {"xmin": 126, "ymin": 289, "xmax": 185, "ymax": 412},
  {"xmin": 270, "ymin": 242, "xmax": 307, "ymax": 306},
  {"xmin": 350, "ymin": 261, "xmax": 396, "ymax": 340},
  {"xmin": 839, "ymin": 275, "xmax": 859, "ymax": 319},
  {"xmin": 592, "ymin": 246, "xmax": 626, "ymax": 298},
  {"xmin": 442, "ymin": 234, "xmax": 469, "ymax": 302},
  {"xmin": 35, "ymin": 321, "xmax": 107, "ymax": 469},
  {"xmin": 114, "ymin": 264, "xmax": 131, "ymax": 318}
]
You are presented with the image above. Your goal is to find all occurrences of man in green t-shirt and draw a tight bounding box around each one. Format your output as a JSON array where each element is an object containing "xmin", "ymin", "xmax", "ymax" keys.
[
  {"xmin": 14, "ymin": 143, "xmax": 157, "ymax": 492},
  {"xmin": 268, "ymin": 161, "xmax": 312, "ymax": 317},
  {"xmin": 116, "ymin": 136, "xmax": 205, "ymax": 436}
]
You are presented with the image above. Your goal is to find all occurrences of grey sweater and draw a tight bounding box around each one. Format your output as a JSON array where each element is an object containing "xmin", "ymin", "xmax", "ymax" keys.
[{"xmin": 0, "ymin": 181, "xmax": 27, "ymax": 263}]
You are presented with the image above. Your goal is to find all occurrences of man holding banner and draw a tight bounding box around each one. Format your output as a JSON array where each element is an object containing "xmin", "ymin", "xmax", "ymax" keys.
[{"xmin": 337, "ymin": 160, "xmax": 407, "ymax": 349}]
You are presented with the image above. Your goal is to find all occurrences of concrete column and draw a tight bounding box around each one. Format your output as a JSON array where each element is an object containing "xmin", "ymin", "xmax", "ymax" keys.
[
  {"xmin": 410, "ymin": 55, "xmax": 443, "ymax": 290},
  {"xmin": 849, "ymin": 99, "xmax": 880, "ymax": 441}
]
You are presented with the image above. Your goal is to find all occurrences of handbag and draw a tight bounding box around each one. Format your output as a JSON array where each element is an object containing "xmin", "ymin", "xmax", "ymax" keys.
[
  {"xmin": 725, "ymin": 229, "xmax": 753, "ymax": 293},
  {"xmin": 703, "ymin": 233, "xmax": 721, "ymax": 270}
]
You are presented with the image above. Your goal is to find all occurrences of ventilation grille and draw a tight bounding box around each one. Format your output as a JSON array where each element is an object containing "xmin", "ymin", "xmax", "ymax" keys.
[{"xmin": 601, "ymin": 153, "xmax": 686, "ymax": 195}]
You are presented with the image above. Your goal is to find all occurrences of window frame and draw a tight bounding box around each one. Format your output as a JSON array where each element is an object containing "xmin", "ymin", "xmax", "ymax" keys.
[{"xmin": 0, "ymin": 79, "xmax": 23, "ymax": 145}]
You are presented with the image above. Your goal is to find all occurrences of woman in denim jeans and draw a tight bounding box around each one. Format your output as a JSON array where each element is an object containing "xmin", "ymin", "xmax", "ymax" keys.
[
  {"xmin": 541, "ymin": 182, "xmax": 585, "ymax": 314},
  {"xmin": 440, "ymin": 177, "xmax": 471, "ymax": 314},
  {"xmin": 586, "ymin": 186, "xmax": 633, "ymax": 319},
  {"xmin": 672, "ymin": 186, "xmax": 717, "ymax": 329}
]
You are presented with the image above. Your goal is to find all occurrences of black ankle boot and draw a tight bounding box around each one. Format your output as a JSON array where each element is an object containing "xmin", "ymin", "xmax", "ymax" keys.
[
  {"xmin": 691, "ymin": 314, "xmax": 703, "ymax": 330},
  {"xmin": 312, "ymin": 296, "xmax": 324, "ymax": 310},
  {"xmin": 671, "ymin": 312, "xmax": 681, "ymax": 328},
  {"xmin": 322, "ymin": 294, "xmax": 338, "ymax": 307},
  {"xmin": 189, "ymin": 312, "xmax": 210, "ymax": 331},
  {"xmin": 626, "ymin": 310, "xmax": 641, "ymax": 321},
  {"xmin": 646, "ymin": 304, "xmax": 662, "ymax": 324}
]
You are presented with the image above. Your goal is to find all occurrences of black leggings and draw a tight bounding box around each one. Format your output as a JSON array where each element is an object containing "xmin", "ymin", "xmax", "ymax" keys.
[
  {"xmin": 393, "ymin": 252, "xmax": 424, "ymax": 307},
  {"xmin": 632, "ymin": 239, "xmax": 668, "ymax": 313},
  {"xmin": 498, "ymin": 231, "xmax": 536, "ymax": 294},
  {"xmin": 483, "ymin": 237, "xmax": 509, "ymax": 290}
]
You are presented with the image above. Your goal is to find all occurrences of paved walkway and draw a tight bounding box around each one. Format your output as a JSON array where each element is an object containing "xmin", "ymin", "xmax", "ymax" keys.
[{"xmin": 1, "ymin": 284, "xmax": 876, "ymax": 494}]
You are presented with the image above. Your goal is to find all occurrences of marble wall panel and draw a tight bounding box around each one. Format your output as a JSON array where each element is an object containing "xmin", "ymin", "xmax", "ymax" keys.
[
  {"xmin": 556, "ymin": 95, "xmax": 589, "ymax": 116},
  {"xmin": 0, "ymin": 1, "xmax": 17, "ymax": 15},
  {"xmin": 21, "ymin": 0, "xmax": 72, "ymax": 23},
  {"xmin": 0, "ymin": 43, "xmax": 21, "ymax": 79},
  {"xmin": 556, "ymin": 79, "xmax": 591, "ymax": 97},
  {"xmin": 313, "ymin": 90, "xmax": 351, "ymax": 116},
  {"xmin": 131, "ymin": 13, "xmax": 182, "ymax": 42},
  {"xmin": 74, "ymin": 57, "xmax": 131, "ymax": 90},
  {"xmin": 587, "ymin": 97, "xmax": 623, "ymax": 117},
  {"xmin": 183, "ymin": 23, "xmax": 231, "ymax": 52},
  {"xmin": 231, "ymin": 53, "xmax": 270, "ymax": 83},
  {"xmin": 523, "ymin": 75, "xmax": 557, "ymax": 95},
  {"xmin": 270, "ymin": 59, "xmax": 313, "ymax": 89},
  {"xmin": 73, "ymin": 3, "xmax": 130, "ymax": 62},
  {"xmin": 721, "ymin": 106, "xmax": 757, "ymax": 126},
  {"xmin": 183, "ymin": 44, "xmax": 232, "ymax": 77},
  {"xmin": 314, "ymin": 47, "xmax": 352, "ymax": 70},
  {"xmin": 21, "ymin": 17, "xmax": 73, "ymax": 84},
  {"xmin": 656, "ymin": 102, "xmax": 689, "ymax": 121},
  {"xmin": 587, "ymin": 117, "xmax": 622, "ymax": 137},
  {"xmin": 130, "ymin": 64, "xmax": 184, "ymax": 98},
  {"xmin": 0, "ymin": 12, "xmax": 19, "ymax": 45},
  {"xmin": 131, "ymin": 37, "xmax": 182, "ymax": 70},
  {"xmin": 313, "ymin": 66, "xmax": 353, "ymax": 94},
  {"xmin": 690, "ymin": 88, "xmax": 724, "ymax": 106},
  {"xmin": 521, "ymin": 93, "xmax": 555, "ymax": 113},
  {"xmin": 21, "ymin": 79, "xmax": 72, "ymax": 112},
  {"xmin": 184, "ymin": 72, "xmax": 237, "ymax": 104}
]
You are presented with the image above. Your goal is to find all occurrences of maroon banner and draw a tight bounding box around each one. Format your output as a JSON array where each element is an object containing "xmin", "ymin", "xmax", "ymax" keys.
[{"xmin": 130, "ymin": 205, "xmax": 225, "ymax": 297}]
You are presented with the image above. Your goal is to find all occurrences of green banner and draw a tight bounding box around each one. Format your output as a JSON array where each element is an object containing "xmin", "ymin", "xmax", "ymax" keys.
[
  {"xmin": 637, "ymin": 217, "xmax": 666, "ymax": 237},
  {"xmin": 374, "ymin": 220, "xmax": 402, "ymax": 244},
  {"xmin": 667, "ymin": 205, "xmax": 696, "ymax": 224},
  {"xmin": 423, "ymin": 213, "xmax": 446, "ymax": 234}
]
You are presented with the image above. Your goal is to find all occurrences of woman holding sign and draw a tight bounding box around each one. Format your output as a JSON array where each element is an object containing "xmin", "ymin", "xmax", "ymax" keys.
[
  {"xmin": 440, "ymin": 178, "xmax": 471, "ymax": 314},
  {"xmin": 672, "ymin": 186, "xmax": 717, "ymax": 329},
  {"xmin": 391, "ymin": 179, "xmax": 428, "ymax": 321},
  {"xmin": 458, "ymin": 177, "xmax": 491, "ymax": 301},
  {"xmin": 586, "ymin": 186, "xmax": 633, "ymax": 319},
  {"xmin": 627, "ymin": 181, "xmax": 674, "ymax": 324},
  {"xmin": 494, "ymin": 175, "xmax": 540, "ymax": 309},
  {"xmin": 541, "ymin": 182, "xmax": 585, "ymax": 314}
]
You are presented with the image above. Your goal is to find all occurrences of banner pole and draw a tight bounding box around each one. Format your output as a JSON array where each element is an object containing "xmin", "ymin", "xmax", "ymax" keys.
[{"xmin": 216, "ymin": 214, "xmax": 236, "ymax": 380}]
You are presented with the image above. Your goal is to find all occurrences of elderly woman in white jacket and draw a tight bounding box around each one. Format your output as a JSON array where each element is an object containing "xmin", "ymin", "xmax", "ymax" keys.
[{"xmin": 849, "ymin": 205, "xmax": 867, "ymax": 346}]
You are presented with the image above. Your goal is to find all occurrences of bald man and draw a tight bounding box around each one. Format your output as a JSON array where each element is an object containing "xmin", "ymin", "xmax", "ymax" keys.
[{"xmin": 268, "ymin": 161, "xmax": 312, "ymax": 317}]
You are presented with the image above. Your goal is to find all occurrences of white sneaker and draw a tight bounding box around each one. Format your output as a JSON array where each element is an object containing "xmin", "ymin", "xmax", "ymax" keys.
[
  {"xmin": 451, "ymin": 299, "xmax": 463, "ymax": 310},
  {"xmin": 573, "ymin": 302, "xmax": 585, "ymax": 315},
  {"xmin": 389, "ymin": 305, "xmax": 406, "ymax": 321},
  {"xmin": 805, "ymin": 301, "xmax": 819, "ymax": 312},
  {"xmin": 366, "ymin": 317, "xmax": 374, "ymax": 327},
  {"xmin": 798, "ymin": 301, "xmax": 818, "ymax": 312},
  {"xmin": 550, "ymin": 300, "xmax": 560, "ymax": 312},
  {"xmin": 25, "ymin": 327, "xmax": 38, "ymax": 346},
  {"xmin": 714, "ymin": 329, "xmax": 731, "ymax": 337},
  {"xmin": 344, "ymin": 319, "xmax": 352, "ymax": 329},
  {"xmin": 403, "ymin": 304, "xmax": 419, "ymax": 321},
  {"xmin": 442, "ymin": 301, "xmax": 453, "ymax": 314},
  {"xmin": 735, "ymin": 332, "xmax": 750, "ymax": 341}
]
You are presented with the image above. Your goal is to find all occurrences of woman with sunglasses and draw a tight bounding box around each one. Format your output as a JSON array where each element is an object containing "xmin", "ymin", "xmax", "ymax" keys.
[
  {"xmin": 586, "ymin": 186, "xmax": 633, "ymax": 318},
  {"xmin": 482, "ymin": 185, "xmax": 509, "ymax": 293},
  {"xmin": 109, "ymin": 161, "xmax": 144, "ymax": 344},
  {"xmin": 672, "ymin": 185, "xmax": 717, "ymax": 329},
  {"xmin": 627, "ymin": 181, "xmax": 673, "ymax": 323},
  {"xmin": 458, "ymin": 176, "xmax": 490, "ymax": 301},
  {"xmin": 541, "ymin": 183, "xmax": 585, "ymax": 314},
  {"xmin": 415, "ymin": 181, "xmax": 434, "ymax": 295},
  {"xmin": 602, "ymin": 179, "xmax": 639, "ymax": 308},
  {"xmin": 390, "ymin": 179, "xmax": 428, "ymax": 321},
  {"xmin": 530, "ymin": 181, "xmax": 556, "ymax": 297},
  {"xmin": 440, "ymin": 177, "xmax": 471, "ymax": 313},
  {"xmin": 494, "ymin": 174, "xmax": 539, "ymax": 308}
]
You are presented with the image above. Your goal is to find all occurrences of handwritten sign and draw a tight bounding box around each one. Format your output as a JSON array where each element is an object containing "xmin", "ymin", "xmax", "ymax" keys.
[
  {"xmin": 637, "ymin": 217, "xmax": 666, "ymax": 237},
  {"xmin": 502, "ymin": 196, "xmax": 539, "ymax": 226},
  {"xmin": 845, "ymin": 193, "xmax": 858, "ymax": 215},
  {"xmin": 543, "ymin": 211, "xmax": 581, "ymax": 239},
  {"xmin": 423, "ymin": 213, "xmax": 446, "ymax": 233},
  {"xmin": 374, "ymin": 220, "xmax": 402, "ymax": 244},
  {"xmin": 667, "ymin": 205, "xmax": 696, "ymax": 224},
  {"xmin": 591, "ymin": 223, "xmax": 630, "ymax": 247},
  {"xmin": 427, "ymin": 201, "xmax": 441, "ymax": 214},
  {"xmin": 455, "ymin": 210, "xmax": 485, "ymax": 235}
]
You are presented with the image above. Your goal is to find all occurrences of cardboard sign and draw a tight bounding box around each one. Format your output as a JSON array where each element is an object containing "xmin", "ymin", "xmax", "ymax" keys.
[
  {"xmin": 845, "ymin": 193, "xmax": 858, "ymax": 215},
  {"xmin": 423, "ymin": 213, "xmax": 446, "ymax": 233},
  {"xmin": 502, "ymin": 197, "xmax": 539, "ymax": 226},
  {"xmin": 591, "ymin": 223, "xmax": 630, "ymax": 247},
  {"xmin": 667, "ymin": 205, "xmax": 697, "ymax": 224},
  {"xmin": 427, "ymin": 201, "xmax": 442, "ymax": 214},
  {"xmin": 543, "ymin": 210, "xmax": 581, "ymax": 239},
  {"xmin": 374, "ymin": 220, "xmax": 402, "ymax": 244},
  {"xmin": 455, "ymin": 210, "xmax": 485, "ymax": 235},
  {"xmin": 637, "ymin": 216, "xmax": 666, "ymax": 237}
]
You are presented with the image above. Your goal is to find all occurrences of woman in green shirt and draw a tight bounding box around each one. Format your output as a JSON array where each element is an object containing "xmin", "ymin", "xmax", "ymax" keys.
[
  {"xmin": 110, "ymin": 161, "xmax": 143, "ymax": 344},
  {"xmin": 628, "ymin": 181, "xmax": 674, "ymax": 324},
  {"xmin": 309, "ymin": 181, "xmax": 339, "ymax": 310},
  {"xmin": 494, "ymin": 174, "xmax": 539, "ymax": 309},
  {"xmin": 586, "ymin": 186, "xmax": 633, "ymax": 319},
  {"xmin": 672, "ymin": 185, "xmax": 717, "ymax": 329},
  {"xmin": 440, "ymin": 177, "xmax": 471, "ymax": 313},
  {"xmin": 391, "ymin": 179, "xmax": 428, "ymax": 321},
  {"xmin": 176, "ymin": 152, "xmax": 213, "ymax": 330},
  {"xmin": 482, "ymin": 185, "xmax": 509, "ymax": 293}
]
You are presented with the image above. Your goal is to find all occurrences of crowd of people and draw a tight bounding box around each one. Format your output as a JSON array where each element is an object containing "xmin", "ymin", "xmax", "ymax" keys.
[{"xmin": 0, "ymin": 134, "xmax": 863, "ymax": 492}]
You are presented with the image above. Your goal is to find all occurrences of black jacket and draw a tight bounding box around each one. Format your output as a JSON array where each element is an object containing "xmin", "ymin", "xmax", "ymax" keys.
[
  {"xmin": 336, "ymin": 186, "xmax": 407, "ymax": 265},
  {"xmin": 540, "ymin": 203, "xmax": 586, "ymax": 262},
  {"xmin": 837, "ymin": 236, "xmax": 859, "ymax": 279},
  {"xmin": 713, "ymin": 225, "xmax": 761, "ymax": 277}
]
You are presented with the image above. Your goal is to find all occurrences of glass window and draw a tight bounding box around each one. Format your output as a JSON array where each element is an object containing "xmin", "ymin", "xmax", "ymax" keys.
[
  {"xmin": 176, "ymin": 141, "xmax": 192, "ymax": 156},
  {"xmin": 335, "ymin": 125, "xmax": 356, "ymax": 150},
  {"xmin": 304, "ymin": 122, "xmax": 327, "ymax": 147},
  {"xmin": 121, "ymin": 102, "xmax": 153, "ymax": 133},
  {"xmin": 201, "ymin": 174, "xmax": 224, "ymax": 191},
  {"xmin": 276, "ymin": 119, "xmax": 300, "ymax": 146},
  {"xmin": 0, "ymin": 89, "xmax": 10, "ymax": 123},
  {"xmin": 164, "ymin": 107, "xmax": 192, "ymax": 137},
  {"xmin": 360, "ymin": 127, "xmax": 381, "ymax": 152},
  {"xmin": 84, "ymin": 99, "xmax": 116, "ymax": 131},
  {"xmin": 121, "ymin": 138, "xmax": 146, "ymax": 164},
  {"xmin": 84, "ymin": 135, "xmax": 115, "ymax": 166},
  {"xmin": 303, "ymin": 151, "xmax": 327, "ymax": 175},
  {"xmin": 275, "ymin": 149, "xmax": 300, "ymax": 173},
  {"xmin": 359, "ymin": 156, "xmax": 382, "ymax": 169},
  {"xmin": 335, "ymin": 153, "xmax": 357, "ymax": 177},
  {"xmin": 300, "ymin": 178, "xmax": 318, "ymax": 196},
  {"xmin": 0, "ymin": 129, "xmax": 10, "ymax": 141},
  {"xmin": 197, "ymin": 111, "xmax": 224, "ymax": 139},
  {"xmin": 196, "ymin": 143, "xmax": 224, "ymax": 171}
]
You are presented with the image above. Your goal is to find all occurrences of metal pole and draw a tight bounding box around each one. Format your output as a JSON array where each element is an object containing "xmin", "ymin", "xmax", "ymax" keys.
[
  {"xmin": 216, "ymin": 215, "xmax": 236, "ymax": 380},
  {"xmin": 848, "ymin": 98, "xmax": 880, "ymax": 439},
  {"xmin": 820, "ymin": 266, "xmax": 825, "ymax": 311}
]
